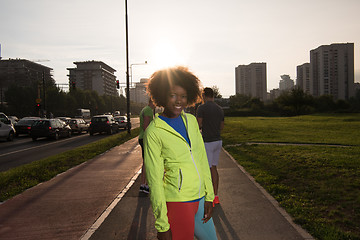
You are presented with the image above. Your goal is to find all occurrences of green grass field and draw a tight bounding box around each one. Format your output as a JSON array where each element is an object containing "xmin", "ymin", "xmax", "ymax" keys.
[{"xmin": 222, "ymin": 113, "xmax": 360, "ymax": 240}]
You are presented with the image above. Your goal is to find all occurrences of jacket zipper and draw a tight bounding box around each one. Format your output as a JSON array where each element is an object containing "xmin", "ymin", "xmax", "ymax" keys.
[
  {"xmin": 178, "ymin": 168, "xmax": 183, "ymax": 191},
  {"xmin": 184, "ymin": 114, "xmax": 202, "ymax": 198},
  {"xmin": 188, "ymin": 146, "xmax": 201, "ymax": 198}
]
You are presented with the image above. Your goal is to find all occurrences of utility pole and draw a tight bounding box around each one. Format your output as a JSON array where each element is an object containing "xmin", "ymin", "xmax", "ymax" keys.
[
  {"xmin": 0, "ymin": 82, "xmax": 3, "ymax": 111},
  {"xmin": 125, "ymin": 0, "xmax": 131, "ymax": 134},
  {"xmin": 42, "ymin": 70, "xmax": 46, "ymax": 117},
  {"xmin": 32, "ymin": 60, "xmax": 50, "ymax": 117}
]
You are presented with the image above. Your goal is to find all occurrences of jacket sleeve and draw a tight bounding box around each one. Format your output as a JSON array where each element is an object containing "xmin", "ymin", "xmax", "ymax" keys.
[{"xmin": 144, "ymin": 127, "xmax": 170, "ymax": 232}]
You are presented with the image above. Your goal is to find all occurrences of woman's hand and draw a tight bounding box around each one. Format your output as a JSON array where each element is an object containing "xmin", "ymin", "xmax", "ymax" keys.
[
  {"xmin": 202, "ymin": 201, "xmax": 213, "ymax": 223},
  {"xmin": 157, "ymin": 229, "xmax": 172, "ymax": 240}
]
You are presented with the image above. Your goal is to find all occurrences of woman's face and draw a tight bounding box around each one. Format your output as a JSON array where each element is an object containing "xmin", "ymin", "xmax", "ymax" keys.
[{"xmin": 163, "ymin": 85, "xmax": 188, "ymax": 118}]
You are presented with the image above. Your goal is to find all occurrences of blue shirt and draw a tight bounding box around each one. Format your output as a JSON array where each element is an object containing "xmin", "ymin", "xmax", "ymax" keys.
[{"xmin": 159, "ymin": 115, "xmax": 190, "ymax": 146}]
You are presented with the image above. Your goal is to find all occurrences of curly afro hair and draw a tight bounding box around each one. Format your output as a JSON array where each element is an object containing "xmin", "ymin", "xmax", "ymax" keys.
[{"xmin": 146, "ymin": 66, "xmax": 202, "ymax": 107}]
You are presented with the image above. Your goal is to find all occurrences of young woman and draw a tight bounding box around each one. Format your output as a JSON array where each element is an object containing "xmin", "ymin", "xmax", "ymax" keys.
[{"xmin": 144, "ymin": 66, "xmax": 218, "ymax": 240}]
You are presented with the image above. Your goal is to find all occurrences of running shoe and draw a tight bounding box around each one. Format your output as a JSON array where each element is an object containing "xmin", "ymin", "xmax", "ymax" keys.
[
  {"xmin": 213, "ymin": 195, "xmax": 220, "ymax": 207},
  {"xmin": 143, "ymin": 185, "xmax": 150, "ymax": 194}
]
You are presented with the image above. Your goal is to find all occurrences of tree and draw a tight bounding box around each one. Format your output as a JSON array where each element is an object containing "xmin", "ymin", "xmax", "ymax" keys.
[
  {"xmin": 5, "ymin": 84, "xmax": 38, "ymax": 117},
  {"xmin": 275, "ymin": 87, "xmax": 314, "ymax": 116},
  {"xmin": 348, "ymin": 89, "xmax": 360, "ymax": 111},
  {"xmin": 242, "ymin": 97, "xmax": 264, "ymax": 110},
  {"xmin": 229, "ymin": 94, "xmax": 252, "ymax": 109},
  {"xmin": 314, "ymin": 95, "xmax": 336, "ymax": 112},
  {"xmin": 46, "ymin": 87, "xmax": 68, "ymax": 117},
  {"xmin": 211, "ymin": 85, "xmax": 222, "ymax": 98},
  {"xmin": 4, "ymin": 83, "xmax": 128, "ymax": 118}
]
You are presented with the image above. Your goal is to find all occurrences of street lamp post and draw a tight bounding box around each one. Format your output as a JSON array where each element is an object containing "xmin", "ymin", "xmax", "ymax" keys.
[
  {"xmin": 125, "ymin": 0, "xmax": 131, "ymax": 134},
  {"xmin": 130, "ymin": 61, "xmax": 147, "ymax": 87},
  {"xmin": 42, "ymin": 70, "xmax": 46, "ymax": 118}
]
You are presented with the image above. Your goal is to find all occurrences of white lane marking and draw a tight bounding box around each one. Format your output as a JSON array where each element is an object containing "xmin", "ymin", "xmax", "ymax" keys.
[
  {"xmin": 80, "ymin": 168, "xmax": 142, "ymax": 240},
  {"xmin": 0, "ymin": 135, "xmax": 85, "ymax": 157}
]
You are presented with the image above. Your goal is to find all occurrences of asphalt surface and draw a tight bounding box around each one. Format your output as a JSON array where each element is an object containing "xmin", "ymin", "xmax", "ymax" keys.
[{"xmin": 0, "ymin": 137, "xmax": 314, "ymax": 240}]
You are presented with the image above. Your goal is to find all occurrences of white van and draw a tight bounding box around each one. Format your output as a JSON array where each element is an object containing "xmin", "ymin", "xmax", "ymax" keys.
[{"xmin": 0, "ymin": 112, "xmax": 16, "ymax": 141}]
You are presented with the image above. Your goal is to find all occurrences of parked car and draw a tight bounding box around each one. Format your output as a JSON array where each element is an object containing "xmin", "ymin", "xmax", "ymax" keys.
[
  {"xmin": 30, "ymin": 119, "xmax": 72, "ymax": 141},
  {"xmin": 88, "ymin": 115, "xmax": 118, "ymax": 135},
  {"xmin": 14, "ymin": 117, "xmax": 41, "ymax": 136},
  {"xmin": 0, "ymin": 112, "xmax": 16, "ymax": 141},
  {"xmin": 9, "ymin": 116, "xmax": 19, "ymax": 124},
  {"xmin": 69, "ymin": 118, "xmax": 89, "ymax": 134},
  {"xmin": 114, "ymin": 116, "xmax": 131, "ymax": 130},
  {"xmin": 113, "ymin": 111, "xmax": 121, "ymax": 117},
  {"xmin": 56, "ymin": 117, "xmax": 72, "ymax": 125}
]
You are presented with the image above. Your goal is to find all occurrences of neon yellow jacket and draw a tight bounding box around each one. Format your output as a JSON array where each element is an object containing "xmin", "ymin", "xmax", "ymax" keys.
[{"xmin": 144, "ymin": 111, "xmax": 215, "ymax": 232}]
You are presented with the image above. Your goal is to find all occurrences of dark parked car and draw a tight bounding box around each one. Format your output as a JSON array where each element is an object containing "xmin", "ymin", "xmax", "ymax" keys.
[
  {"xmin": 114, "ymin": 116, "xmax": 131, "ymax": 130},
  {"xmin": 89, "ymin": 115, "xmax": 118, "ymax": 135},
  {"xmin": 56, "ymin": 117, "xmax": 72, "ymax": 125},
  {"xmin": 14, "ymin": 117, "xmax": 40, "ymax": 136},
  {"xmin": 69, "ymin": 118, "xmax": 89, "ymax": 134},
  {"xmin": 30, "ymin": 119, "xmax": 72, "ymax": 141}
]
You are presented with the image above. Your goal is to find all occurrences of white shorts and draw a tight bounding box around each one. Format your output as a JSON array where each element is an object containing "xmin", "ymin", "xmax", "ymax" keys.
[{"xmin": 204, "ymin": 140, "xmax": 222, "ymax": 167}]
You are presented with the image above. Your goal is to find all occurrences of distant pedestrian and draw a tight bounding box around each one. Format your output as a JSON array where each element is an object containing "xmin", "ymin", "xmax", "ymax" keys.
[
  {"xmin": 144, "ymin": 66, "xmax": 217, "ymax": 240},
  {"xmin": 138, "ymin": 98, "xmax": 155, "ymax": 194},
  {"xmin": 196, "ymin": 87, "xmax": 224, "ymax": 207}
]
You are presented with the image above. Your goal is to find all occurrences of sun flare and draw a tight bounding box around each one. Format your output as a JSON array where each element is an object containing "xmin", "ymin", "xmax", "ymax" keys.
[{"xmin": 151, "ymin": 40, "xmax": 186, "ymax": 69}]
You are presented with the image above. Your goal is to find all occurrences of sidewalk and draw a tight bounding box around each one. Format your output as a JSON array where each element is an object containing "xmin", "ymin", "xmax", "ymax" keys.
[
  {"xmin": 0, "ymin": 138, "xmax": 143, "ymax": 240},
  {"xmin": 88, "ymin": 147, "xmax": 314, "ymax": 240},
  {"xmin": 0, "ymin": 137, "xmax": 314, "ymax": 240}
]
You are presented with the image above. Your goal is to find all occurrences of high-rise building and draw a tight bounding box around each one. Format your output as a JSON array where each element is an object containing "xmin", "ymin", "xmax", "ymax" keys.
[
  {"xmin": 279, "ymin": 74, "xmax": 294, "ymax": 91},
  {"xmin": 0, "ymin": 59, "xmax": 53, "ymax": 104},
  {"xmin": 67, "ymin": 61, "xmax": 118, "ymax": 96},
  {"xmin": 269, "ymin": 88, "xmax": 281, "ymax": 101},
  {"xmin": 296, "ymin": 63, "xmax": 310, "ymax": 94},
  {"xmin": 355, "ymin": 82, "xmax": 360, "ymax": 95},
  {"xmin": 235, "ymin": 63, "xmax": 267, "ymax": 101},
  {"xmin": 129, "ymin": 78, "xmax": 149, "ymax": 105},
  {"xmin": 310, "ymin": 43, "xmax": 354, "ymax": 100}
]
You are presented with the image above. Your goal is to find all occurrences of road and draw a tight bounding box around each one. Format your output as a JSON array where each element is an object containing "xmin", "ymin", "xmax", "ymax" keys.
[{"xmin": 0, "ymin": 118, "xmax": 139, "ymax": 172}]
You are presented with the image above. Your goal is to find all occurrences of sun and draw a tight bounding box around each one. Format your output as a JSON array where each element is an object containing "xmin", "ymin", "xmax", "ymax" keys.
[{"xmin": 151, "ymin": 40, "xmax": 186, "ymax": 69}]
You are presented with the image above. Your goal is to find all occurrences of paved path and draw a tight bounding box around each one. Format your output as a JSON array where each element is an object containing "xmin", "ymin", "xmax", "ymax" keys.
[
  {"xmin": 0, "ymin": 138, "xmax": 142, "ymax": 240},
  {"xmin": 89, "ymin": 148, "xmax": 314, "ymax": 240},
  {"xmin": 0, "ymin": 137, "xmax": 314, "ymax": 240}
]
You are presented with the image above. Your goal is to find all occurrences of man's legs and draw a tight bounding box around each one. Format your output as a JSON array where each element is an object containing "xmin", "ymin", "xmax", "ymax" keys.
[
  {"xmin": 210, "ymin": 166, "xmax": 219, "ymax": 196},
  {"xmin": 138, "ymin": 138, "xmax": 149, "ymax": 193},
  {"xmin": 205, "ymin": 140, "xmax": 222, "ymax": 204}
]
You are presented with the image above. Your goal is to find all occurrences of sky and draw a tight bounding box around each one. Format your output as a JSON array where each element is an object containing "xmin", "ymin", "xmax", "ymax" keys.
[{"xmin": 1, "ymin": 0, "xmax": 360, "ymax": 98}]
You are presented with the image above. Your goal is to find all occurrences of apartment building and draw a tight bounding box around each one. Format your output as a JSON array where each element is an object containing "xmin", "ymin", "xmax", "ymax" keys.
[
  {"xmin": 310, "ymin": 43, "xmax": 354, "ymax": 100},
  {"xmin": 235, "ymin": 63, "xmax": 267, "ymax": 101},
  {"xmin": 279, "ymin": 74, "xmax": 294, "ymax": 91},
  {"xmin": 129, "ymin": 78, "xmax": 148, "ymax": 105},
  {"xmin": 67, "ymin": 61, "xmax": 117, "ymax": 96},
  {"xmin": 0, "ymin": 59, "xmax": 53, "ymax": 104},
  {"xmin": 269, "ymin": 88, "xmax": 281, "ymax": 101},
  {"xmin": 296, "ymin": 63, "xmax": 310, "ymax": 94}
]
